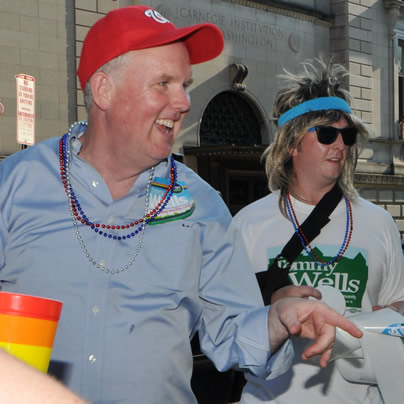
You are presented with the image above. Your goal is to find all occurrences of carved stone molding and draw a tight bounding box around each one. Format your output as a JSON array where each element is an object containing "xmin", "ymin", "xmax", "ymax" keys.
[
  {"xmin": 384, "ymin": 0, "xmax": 404, "ymax": 33},
  {"xmin": 230, "ymin": 63, "xmax": 249, "ymax": 91},
  {"xmin": 354, "ymin": 172, "xmax": 404, "ymax": 187},
  {"xmin": 384, "ymin": 0, "xmax": 404, "ymax": 11}
]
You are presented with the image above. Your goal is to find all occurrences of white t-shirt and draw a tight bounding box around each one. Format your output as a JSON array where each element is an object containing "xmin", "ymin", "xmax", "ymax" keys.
[{"xmin": 234, "ymin": 191, "xmax": 404, "ymax": 404}]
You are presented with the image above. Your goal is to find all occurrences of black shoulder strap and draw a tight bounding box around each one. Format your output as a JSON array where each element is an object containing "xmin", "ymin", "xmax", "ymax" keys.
[{"xmin": 256, "ymin": 183, "xmax": 343, "ymax": 305}]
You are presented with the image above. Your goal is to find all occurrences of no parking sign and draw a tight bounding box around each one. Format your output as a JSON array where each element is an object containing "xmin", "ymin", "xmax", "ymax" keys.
[{"xmin": 16, "ymin": 74, "xmax": 35, "ymax": 146}]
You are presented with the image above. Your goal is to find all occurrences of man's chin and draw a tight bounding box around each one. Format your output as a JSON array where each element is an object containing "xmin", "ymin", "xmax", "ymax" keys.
[{"xmin": 151, "ymin": 152, "xmax": 172, "ymax": 166}]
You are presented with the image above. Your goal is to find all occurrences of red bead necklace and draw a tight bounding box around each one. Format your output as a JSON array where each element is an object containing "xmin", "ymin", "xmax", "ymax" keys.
[
  {"xmin": 286, "ymin": 193, "xmax": 353, "ymax": 266},
  {"xmin": 59, "ymin": 134, "xmax": 177, "ymax": 241}
]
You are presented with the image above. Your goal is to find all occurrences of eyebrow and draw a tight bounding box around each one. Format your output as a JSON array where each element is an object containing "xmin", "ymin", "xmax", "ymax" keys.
[
  {"xmin": 158, "ymin": 74, "xmax": 194, "ymax": 86},
  {"xmin": 184, "ymin": 78, "xmax": 194, "ymax": 87}
]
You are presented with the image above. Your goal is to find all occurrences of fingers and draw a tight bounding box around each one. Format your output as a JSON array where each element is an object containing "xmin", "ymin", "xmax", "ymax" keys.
[
  {"xmin": 268, "ymin": 297, "xmax": 363, "ymax": 363},
  {"xmin": 280, "ymin": 298, "xmax": 362, "ymax": 339},
  {"xmin": 301, "ymin": 322, "xmax": 335, "ymax": 367},
  {"xmin": 300, "ymin": 302, "xmax": 362, "ymax": 367},
  {"xmin": 373, "ymin": 304, "xmax": 398, "ymax": 312},
  {"xmin": 278, "ymin": 302, "xmax": 337, "ymax": 367},
  {"xmin": 303, "ymin": 343, "xmax": 333, "ymax": 368},
  {"xmin": 326, "ymin": 309, "xmax": 362, "ymax": 338},
  {"xmin": 373, "ymin": 305, "xmax": 385, "ymax": 311},
  {"xmin": 307, "ymin": 301, "xmax": 362, "ymax": 339},
  {"xmin": 271, "ymin": 285, "xmax": 322, "ymax": 304}
]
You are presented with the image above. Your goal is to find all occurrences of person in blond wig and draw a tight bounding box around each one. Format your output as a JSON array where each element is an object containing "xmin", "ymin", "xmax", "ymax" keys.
[
  {"xmin": 265, "ymin": 59, "xmax": 369, "ymax": 216},
  {"xmin": 234, "ymin": 58, "xmax": 404, "ymax": 404}
]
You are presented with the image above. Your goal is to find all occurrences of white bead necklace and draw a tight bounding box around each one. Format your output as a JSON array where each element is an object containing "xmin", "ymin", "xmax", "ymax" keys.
[{"xmin": 62, "ymin": 121, "xmax": 154, "ymax": 274}]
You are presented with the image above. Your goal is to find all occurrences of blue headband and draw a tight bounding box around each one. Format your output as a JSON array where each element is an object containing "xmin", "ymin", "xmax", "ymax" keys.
[{"xmin": 277, "ymin": 96, "xmax": 352, "ymax": 127}]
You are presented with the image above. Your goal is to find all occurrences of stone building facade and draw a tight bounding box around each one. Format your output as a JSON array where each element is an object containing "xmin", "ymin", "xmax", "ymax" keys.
[{"xmin": 1, "ymin": 0, "xmax": 404, "ymax": 239}]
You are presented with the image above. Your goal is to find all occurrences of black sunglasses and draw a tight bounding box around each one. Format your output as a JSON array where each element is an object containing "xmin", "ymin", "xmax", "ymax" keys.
[{"xmin": 308, "ymin": 126, "xmax": 358, "ymax": 146}]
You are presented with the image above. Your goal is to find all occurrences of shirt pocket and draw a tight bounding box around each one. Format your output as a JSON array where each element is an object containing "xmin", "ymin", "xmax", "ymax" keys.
[{"xmin": 140, "ymin": 220, "xmax": 202, "ymax": 293}]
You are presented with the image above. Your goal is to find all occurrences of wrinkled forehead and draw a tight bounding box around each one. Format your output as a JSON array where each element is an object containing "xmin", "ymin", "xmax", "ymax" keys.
[{"xmin": 123, "ymin": 43, "xmax": 193, "ymax": 79}]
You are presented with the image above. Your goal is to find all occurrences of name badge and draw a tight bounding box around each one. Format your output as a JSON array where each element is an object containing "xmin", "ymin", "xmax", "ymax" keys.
[{"xmin": 149, "ymin": 177, "xmax": 195, "ymax": 224}]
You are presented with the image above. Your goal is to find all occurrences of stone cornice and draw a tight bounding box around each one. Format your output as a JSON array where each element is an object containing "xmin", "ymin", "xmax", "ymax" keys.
[
  {"xmin": 384, "ymin": 0, "xmax": 404, "ymax": 25},
  {"xmin": 384, "ymin": 0, "xmax": 404, "ymax": 9},
  {"xmin": 220, "ymin": 0, "xmax": 333, "ymax": 27},
  {"xmin": 369, "ymin": 137, "xmax": 404, "ymax": 145},
  {"xmin": 354, "ymin": 172, "xmax": 404, "ymax": 186}
]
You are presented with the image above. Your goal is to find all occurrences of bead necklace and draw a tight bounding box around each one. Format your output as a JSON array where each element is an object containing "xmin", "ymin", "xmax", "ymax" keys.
[
  {"xmin": 60, "ymin": 121, "xmax": 177, "ymax": 274},
  {"xmin": 59, "ymin": 135, "xmax": 177, "ymax": 240},
  {"xmin": 286, "ymin": 193, "xmax": 353, "ymax": 267}
]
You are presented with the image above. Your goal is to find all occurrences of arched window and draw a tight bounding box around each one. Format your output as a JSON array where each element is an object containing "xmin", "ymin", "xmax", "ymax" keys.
[{"xmin": 200, "ymin": 91, "xmax": 262, "ymax": 146}]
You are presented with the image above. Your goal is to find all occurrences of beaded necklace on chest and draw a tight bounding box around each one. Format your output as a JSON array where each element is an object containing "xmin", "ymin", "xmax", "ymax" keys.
[
  {"xmin": 285, "ymin": 193, "xmax": 353, "ymax": 267},
  {"xmin": 59, "ymin": 121, "xmax": 177, "ymax": 274}
]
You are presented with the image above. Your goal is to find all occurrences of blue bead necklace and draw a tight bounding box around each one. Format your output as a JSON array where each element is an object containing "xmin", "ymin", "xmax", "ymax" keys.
[
  {"xmin": 286, "ymin": 193, "xmax": 353, "ymax": 267},
  {"xmin": 59, "ymin": 134, "xmax": 177, "ymax": 240},
  {"xmin": 60, "ymin": 121, "xmax": 178, "ymax": 274}
]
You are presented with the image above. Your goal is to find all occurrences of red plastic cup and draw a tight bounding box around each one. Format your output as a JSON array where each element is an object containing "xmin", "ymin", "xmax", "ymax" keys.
[{"xmin": 0, "ymin": 292, "xmax": 63, "ymax": 373}]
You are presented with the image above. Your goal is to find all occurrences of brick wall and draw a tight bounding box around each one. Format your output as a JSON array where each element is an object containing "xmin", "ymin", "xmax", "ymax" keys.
[
  {"xmin": 74, "ymin": 0, "xmax": 122, "ymax": 120},
  {"xmin": 360, "ymin": 187, "xmax": 404, "ymax": 241},
  {"xmin": 0, "ymin": 0, "xmax": 77, "ymax": 154}
]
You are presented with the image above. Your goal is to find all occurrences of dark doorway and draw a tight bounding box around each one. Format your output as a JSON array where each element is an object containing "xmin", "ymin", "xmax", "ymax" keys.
[{"xmin": 185, "ymin": 91, "xmax": 269, "ymax": 216}]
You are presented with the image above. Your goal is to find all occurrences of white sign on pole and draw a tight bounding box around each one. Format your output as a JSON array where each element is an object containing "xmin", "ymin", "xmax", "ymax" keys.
[{"xmin": 16, "ymin": 74, "xmax": 35, "ymax": 146}]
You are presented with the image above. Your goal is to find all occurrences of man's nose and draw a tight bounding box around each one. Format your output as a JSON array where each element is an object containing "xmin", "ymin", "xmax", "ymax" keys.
[
  {"xmin": 332, "ymin": 132, "xmax": 345, "ymax": 149},
  {"xmin": 172, "ymin": 87, "xmax": 191, "ymax": 113}
]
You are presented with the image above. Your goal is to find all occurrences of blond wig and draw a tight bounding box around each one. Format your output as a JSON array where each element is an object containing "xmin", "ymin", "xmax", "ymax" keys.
[{"xmin": 263, "ymin": 58, "xmax": 370, "ymax": 216}]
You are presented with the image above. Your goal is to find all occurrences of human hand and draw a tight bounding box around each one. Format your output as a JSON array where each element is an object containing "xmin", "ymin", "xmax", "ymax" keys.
[
  {"xmin": 0, "ymin": 349, "xmax": 88, "ymax": 403},
  {"xmin": 268, "ymin": 297, "xmax": 363, "ymax": 368},
  {"xmin": 271, "ymin": 285, "xmax": 322, "ymax": 304},
  {"xmin": 373, "ymin": 304, "xmax": 397, "ymax": 311},
  {"xmin": 373, "ymin": 300, "xmax": 404, "ymax": 316}
]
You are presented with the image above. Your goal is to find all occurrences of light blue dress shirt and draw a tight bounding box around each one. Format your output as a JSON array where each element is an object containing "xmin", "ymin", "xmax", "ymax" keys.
[{"xmin": 0, "ymin": 122, "xmax": 292, "ymax": 403}]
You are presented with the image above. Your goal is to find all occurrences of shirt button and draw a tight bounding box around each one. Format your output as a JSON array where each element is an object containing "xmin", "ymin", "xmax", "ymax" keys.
[
  {"xmin": 88, "ymin": 354, "xmax": 96, "ymax": 364},
  {"xmin": 92, "ymin": 306, "xmax": 100, "ymax": 315},
  {"xmin": 92, "ymin": 180, "xmax": 98, "ymax": 188}
]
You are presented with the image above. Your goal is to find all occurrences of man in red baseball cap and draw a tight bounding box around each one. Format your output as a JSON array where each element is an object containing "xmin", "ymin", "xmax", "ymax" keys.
[{"xmin": 0, "ymin": 5, "xmax": 361, "ymax": 404}]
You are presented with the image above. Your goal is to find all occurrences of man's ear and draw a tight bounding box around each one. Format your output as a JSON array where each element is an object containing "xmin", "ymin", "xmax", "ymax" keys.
[
  {"xmin": 290, "ymin": 146, "xmax": 298, "ymax": 157},
  {"xmin": 88, "ymin": 72, "xmax": 112, "ymax": 111}
]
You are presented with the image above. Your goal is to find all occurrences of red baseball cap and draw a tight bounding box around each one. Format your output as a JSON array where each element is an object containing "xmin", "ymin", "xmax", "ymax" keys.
[{"xmin": 77, "ymin": 5, "xmax": 224, "ymax": 91}]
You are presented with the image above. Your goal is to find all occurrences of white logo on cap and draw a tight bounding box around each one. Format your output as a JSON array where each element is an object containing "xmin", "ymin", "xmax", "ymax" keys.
[{"xmin": 145, "ymin": 9, "xmax": 170, "ymax": 24}]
